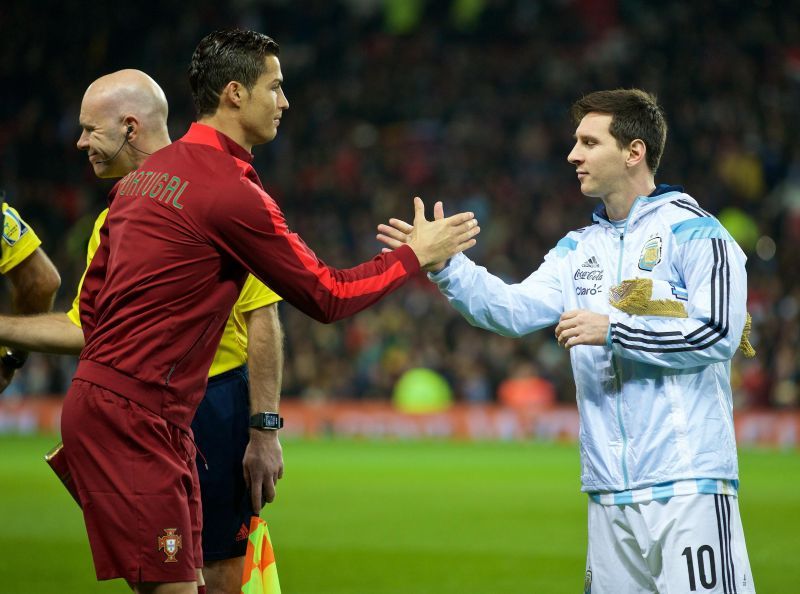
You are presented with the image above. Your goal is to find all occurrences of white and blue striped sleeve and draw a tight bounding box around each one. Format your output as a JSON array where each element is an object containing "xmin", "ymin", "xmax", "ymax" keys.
[
  {"xmin": 428, "ymin": 251, "xmax": 564, "ymax": 338},
  {"xmin": 608, "ymin": 218, "xmax": 747, "ymax": 369}
]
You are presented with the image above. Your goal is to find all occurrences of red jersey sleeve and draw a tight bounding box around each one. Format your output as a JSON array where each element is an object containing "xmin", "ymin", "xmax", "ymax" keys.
[{"xmin": 207, "ymin": 174, "xmax": 420, "ymax": 323}]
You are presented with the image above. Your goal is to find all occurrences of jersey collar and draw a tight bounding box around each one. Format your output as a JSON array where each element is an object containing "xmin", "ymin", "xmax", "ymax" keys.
[
  {"xmin": 592, "ymin": 183, "xmax": 684, "ymax": 223},
  {"xmin": 179, "ymin": 122, "xmax": 254, "ymax": 163}
]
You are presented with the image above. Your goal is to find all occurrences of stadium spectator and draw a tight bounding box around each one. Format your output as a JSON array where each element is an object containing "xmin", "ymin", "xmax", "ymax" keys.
[
  {"xmin": 1, "ymin": 1, "xmax": 797, "ymax": 408},
  {"xmin": 379, "ymin": 88, "xmax": 756, "ymax": 592}
]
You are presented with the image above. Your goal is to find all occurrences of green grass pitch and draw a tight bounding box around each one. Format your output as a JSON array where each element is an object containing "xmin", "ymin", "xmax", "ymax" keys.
[{"xmin": 0, "ymin": 435, "xmax": 797, "ymax": 593}]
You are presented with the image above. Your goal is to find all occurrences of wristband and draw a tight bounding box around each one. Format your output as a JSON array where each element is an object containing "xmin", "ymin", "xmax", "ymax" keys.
[{"xmin": 1, "ymin": 348, "xmax": 28, "ymax": 370}]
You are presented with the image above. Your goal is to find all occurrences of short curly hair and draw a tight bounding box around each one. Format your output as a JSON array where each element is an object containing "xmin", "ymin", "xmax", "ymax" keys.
[{"xmin": 188, "ymin": 29, "xmax": 280, "ymax": 118}]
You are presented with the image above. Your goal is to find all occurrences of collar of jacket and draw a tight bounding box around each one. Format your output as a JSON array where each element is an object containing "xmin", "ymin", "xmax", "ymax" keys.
[
  {"xmin": 591, "ymin": 184, "xmax": 685, "ymax": 230},
  {"xmin": 179, "ymin": 122, "xmax": 254, "ymax": 164}
]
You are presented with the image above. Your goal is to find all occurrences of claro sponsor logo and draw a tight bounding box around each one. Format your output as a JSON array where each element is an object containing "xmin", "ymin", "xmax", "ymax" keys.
[{"xmin": 576, "ymin": 284, "xmax": 602, "ymax": 296}]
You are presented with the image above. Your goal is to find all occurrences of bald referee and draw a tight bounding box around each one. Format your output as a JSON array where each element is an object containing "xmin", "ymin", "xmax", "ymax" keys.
[{"xmin": 0, "ymin": 69, "xmax": 284, "ymax": 594}]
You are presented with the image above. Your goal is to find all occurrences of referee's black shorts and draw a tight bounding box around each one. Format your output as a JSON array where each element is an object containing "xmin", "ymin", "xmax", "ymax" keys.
[{"xmin": 192, "ymin": 364, "xmax": 255, "ymax": 561}]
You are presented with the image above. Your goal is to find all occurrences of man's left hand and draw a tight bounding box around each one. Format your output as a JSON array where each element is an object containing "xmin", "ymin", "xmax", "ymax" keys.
[
  {"xmin": 555, "ymin": 310, "xmax": 610, "ymax": 349},
  {"xmin": 243, "ymin": 429, "xmax": 284, "ymax": 511}
]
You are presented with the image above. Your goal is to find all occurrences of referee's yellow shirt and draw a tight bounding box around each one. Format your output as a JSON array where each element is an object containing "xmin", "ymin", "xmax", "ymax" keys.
[
  {"xmin": 67, "ymin": 209, "xmax": 282, "ymax": 378},
  {"xmin": 1, "ymin": 202, "xmax": 42, "ymax": 274}
]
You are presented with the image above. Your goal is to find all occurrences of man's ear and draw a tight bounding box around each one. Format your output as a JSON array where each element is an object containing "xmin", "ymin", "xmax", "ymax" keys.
[
  {"xmin": 121, "ymin": 116, "xmax": 140, "ymax": 141},
  {"xmin": 626, "ymin": 139, "xmax": 647, "ymax": 168},
  {"xmin": 220, "ymin": 81, "xmax": 246, "ymax": 109}
]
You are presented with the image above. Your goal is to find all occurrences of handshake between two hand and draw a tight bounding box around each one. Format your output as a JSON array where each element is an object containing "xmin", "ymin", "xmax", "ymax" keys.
[{"xmin": 375, "ymin": 197, "xmax": 480, "ymax": 272}]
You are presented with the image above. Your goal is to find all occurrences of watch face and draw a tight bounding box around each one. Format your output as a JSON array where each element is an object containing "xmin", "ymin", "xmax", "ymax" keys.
[{"xmin": 251, "ymin": 413, "xmax": 282, "ymax": 429}]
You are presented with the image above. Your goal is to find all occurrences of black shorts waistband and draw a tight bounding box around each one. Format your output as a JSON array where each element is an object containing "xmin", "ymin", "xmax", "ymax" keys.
[{"xmin": 207, "ymin": 364, "xmax": 248, "ymax": 384}]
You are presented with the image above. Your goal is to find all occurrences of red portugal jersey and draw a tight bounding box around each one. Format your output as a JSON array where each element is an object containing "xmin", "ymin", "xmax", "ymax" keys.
[{"xmin": 76, "ymin": 123, "xmax": 419, "ymax": 429}]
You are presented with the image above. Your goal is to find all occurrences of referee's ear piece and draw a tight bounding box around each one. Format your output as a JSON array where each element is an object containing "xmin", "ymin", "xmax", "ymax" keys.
[{"xmin": 126, "ymin": 125, "xmax": 134, "ymax": 137}]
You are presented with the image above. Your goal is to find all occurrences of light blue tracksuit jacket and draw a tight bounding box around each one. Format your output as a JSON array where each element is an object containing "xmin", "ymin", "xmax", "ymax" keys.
[{"xmin": 431, "ymin": 185, "xmax": 747, "ymax": 493}]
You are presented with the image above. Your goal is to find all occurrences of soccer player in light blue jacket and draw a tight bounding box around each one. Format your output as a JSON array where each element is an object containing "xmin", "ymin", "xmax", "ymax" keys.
[{"xmin": 378, "ymin": 89, "xmax": 756, "ymax": 593}]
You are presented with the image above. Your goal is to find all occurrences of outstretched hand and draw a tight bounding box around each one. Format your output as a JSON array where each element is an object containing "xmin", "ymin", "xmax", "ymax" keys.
[
  {"xmin": 377, "ymin": 198, "xmax": 475, "ymax": 272},
  {"xmin": 376, "ymin": 218, "xmax": 412, "ymax": 250}
]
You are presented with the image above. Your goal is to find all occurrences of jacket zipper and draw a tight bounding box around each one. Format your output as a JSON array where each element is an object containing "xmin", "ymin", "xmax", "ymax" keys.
[
  {"xmin": 164, "ymin": 316, "xmax": 217, "ymax": 386},
  {"xmin": 613, "ymin": 198, "xmax": 640, "ymax": 490}
]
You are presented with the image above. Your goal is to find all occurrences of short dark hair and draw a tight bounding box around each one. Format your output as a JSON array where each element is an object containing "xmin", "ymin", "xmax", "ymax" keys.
[
  {"xmin": 188, "ymin": 29, "xmax": 280, "ymax": 118},
  {"xmin": 570, "ymin": 89, "xmax": 667, "ymax": 173}
]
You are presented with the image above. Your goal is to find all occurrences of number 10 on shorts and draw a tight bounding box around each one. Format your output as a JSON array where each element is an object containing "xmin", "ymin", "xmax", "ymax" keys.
[{"xmin": 682, "ymin": 545, "xmax": 717, "ymax": 590}]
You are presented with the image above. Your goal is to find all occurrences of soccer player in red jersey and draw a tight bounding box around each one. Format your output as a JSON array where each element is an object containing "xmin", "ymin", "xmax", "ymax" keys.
[
  {"xmin": 60, "ymin": 30, "xmax": 479, "ymax": 593},
  {"xmin": 0, "ymin": 68, "xmax": 286, "ymax": 593}
]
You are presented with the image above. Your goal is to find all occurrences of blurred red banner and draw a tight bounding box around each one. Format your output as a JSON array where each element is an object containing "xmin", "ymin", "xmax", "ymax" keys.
[{"xmin": 1, "ymin": 398, "xmax": 799, "ymax": 448}]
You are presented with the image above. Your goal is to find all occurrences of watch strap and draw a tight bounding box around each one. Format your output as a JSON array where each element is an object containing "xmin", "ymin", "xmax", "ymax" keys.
[
  {"xmin": 1, "ymin": 348, "xmax": 28, "ymax": 370},
  {"xmin": 249, "ymin": 412, "xmax": 284, "ymax": 430}
]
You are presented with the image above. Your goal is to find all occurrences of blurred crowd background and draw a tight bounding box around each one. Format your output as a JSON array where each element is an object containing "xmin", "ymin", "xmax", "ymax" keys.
[{"xmin": 1, "ymin": 0, "xmax": 797, "ymax": 409}]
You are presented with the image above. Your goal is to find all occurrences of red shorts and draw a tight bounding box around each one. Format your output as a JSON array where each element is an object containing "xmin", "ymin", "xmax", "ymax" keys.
[{"xmin": 61, "ymin": 379, "xmax": 202, "ymax": 583}]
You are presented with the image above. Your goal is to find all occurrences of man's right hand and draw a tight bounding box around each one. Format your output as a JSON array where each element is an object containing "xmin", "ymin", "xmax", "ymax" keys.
[
  {"xmin": 243, "ymin": 429, "xmax": 284, "ymax": 510},
  {"xmin": 395, "ymin": 197, "xmax": 479, "ymax": 272}
]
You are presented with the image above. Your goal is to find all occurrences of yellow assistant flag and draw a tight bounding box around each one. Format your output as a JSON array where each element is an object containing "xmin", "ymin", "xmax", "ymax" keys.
[{"xmin": 241, "ymin": 516, "xmax": 281, "ymax": 594}]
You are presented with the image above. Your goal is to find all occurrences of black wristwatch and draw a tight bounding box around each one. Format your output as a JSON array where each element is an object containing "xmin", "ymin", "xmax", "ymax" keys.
[
  {"xmin": 249, "ymin": 412, "xmax": 284, "ymax": 430},
  {"xmin": 1, "ymin": 348, "xmax": 28, "ymax": 370}
]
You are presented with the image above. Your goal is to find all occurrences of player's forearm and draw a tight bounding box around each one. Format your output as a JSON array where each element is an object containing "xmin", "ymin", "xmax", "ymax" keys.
[
  {"xmin": 223, "ymin": 193, "xmax": 419, "ymax": 323},
  {"xmin": 242, "ymin": 303, "xmax": 284, "ymax": 509},
  {"xmin": 6, "ymin": 249, "xmax": 61, "ymax": 314},
  {"xmin": 244, "ymin": 304, "xmax": 284, "ymax": 413},
  {"xmin": 432, "ymin": 254, "xmax": 562, "ymax": 338},
  {"xmin": 608, "ymin": 312, "xmax": 743, "ymax": 369},
  {"xmin": 608, "ymin": 243, "xmax": 748, "ymax": 369},
  {"xmin": 0, "ymin": 312, "xmax": 85, "ymax": 355}
]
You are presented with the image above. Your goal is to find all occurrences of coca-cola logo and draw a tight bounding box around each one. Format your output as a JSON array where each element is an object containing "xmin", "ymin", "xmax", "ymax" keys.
[{"xmin": 574, "ymin": 269, "xmax": 603, "ymax": 281}]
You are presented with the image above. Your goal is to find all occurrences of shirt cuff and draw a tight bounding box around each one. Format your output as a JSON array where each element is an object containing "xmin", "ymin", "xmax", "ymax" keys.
[
  {"xmin": 427, "ymin": 252, "xmax": 465, "ymax": 282},
  {"xmin": 394, "ymin": 244, "xmax": 422, "ymax": 275}
]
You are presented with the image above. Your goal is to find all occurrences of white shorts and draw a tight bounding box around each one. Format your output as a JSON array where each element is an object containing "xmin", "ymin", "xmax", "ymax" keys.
[{"xmin": 585, "ymin": 493, "xmax": 755, "ymax": 593}]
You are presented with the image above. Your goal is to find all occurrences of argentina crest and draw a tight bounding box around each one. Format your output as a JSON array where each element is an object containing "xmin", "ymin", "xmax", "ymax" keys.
[
  {"xmin": 638, "ymin": 234, "xmax": 662, "ymax": 271},
  {"xmin": 157, "ymin": 528, "xmax": 182, "ymax": 563}
]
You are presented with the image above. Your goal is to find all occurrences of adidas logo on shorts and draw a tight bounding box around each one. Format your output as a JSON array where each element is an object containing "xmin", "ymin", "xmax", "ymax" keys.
[{"xmin": 235, "ymin": 522, "xmax": 249, "ymax": 542}]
